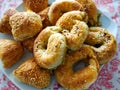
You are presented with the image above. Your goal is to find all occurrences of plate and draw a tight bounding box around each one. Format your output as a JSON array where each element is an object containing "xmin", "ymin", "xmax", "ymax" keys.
[{"xmin": 0, "ymin": 0, "xmax": 118, "ymax": 90}]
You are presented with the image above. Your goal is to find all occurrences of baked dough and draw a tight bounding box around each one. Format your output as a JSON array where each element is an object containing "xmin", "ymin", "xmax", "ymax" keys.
[
  {"xmin": 55, "ymin": 45, "xmax": 99, "ymax": 90},
  {"xmin": 0, "ymin": 8, "xmax": 17, "ymax": 34},
  {"xmin": 48, "ymin": 0, "xmax": 83, "ymax": 25},
  {"xmin": 76, "ymin": 0, "xmax": 99, "ymax": 26},
  {"xmin": 0, "ymin": 39, "xmax": 23, "ymax": 68},
  {"xmin": 85, "ymin": 27, "xmax": 117, "ymax": 64},
  {"xmin": 22, "ymin": 0, "xmax": 48, "ymax": 13},
  {"xmin": 10, "ymin": 12, "xmax": 43, "ymax": 41},
  {"xmin": 13, "ymin": 57, "xmax": 51, "ymax": 88},
  {"xmin": 56, "ymin": 11, "xmax": 89, "ymax": 50},
  {"xmin": 34, "ymin": 26, "xmax": 67, "ymax": 69}
]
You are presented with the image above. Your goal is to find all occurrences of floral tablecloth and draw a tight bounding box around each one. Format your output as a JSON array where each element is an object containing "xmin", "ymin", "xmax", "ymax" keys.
[{"xmin": 0, "ymin": 0, "xmax": 120, "ymax": 90}]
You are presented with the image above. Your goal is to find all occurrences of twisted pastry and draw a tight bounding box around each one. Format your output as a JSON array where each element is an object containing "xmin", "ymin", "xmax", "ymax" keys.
[
  {"xmin": 48, "ymin": 0, "xmax": 83, "ymax": 25},
  {"xmin": 76, "ymin": 0, "xmax": 99, "ymax": 26},
  {"xmin": 34, "ymin": 26, "xmax": 67, "ymax": 69},
  {"xmin": 56, "ymin": 11, "xmax": 89, "ymax": 50},
  {"xmin": 55, "ymin": 45, "xmax": 99, "ymax": 90},
  {"xmin": 85, "ymin": 27, "xmax": 117, "ymax": 64}
]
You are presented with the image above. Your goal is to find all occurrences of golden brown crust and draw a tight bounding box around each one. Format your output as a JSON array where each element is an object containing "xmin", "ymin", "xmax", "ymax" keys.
[
  {"xmin": 21, "ymin": 35, "xmax": 37, "ymax": 52},
  {"xmin": 76, "ymin": 0, "xmax": 99, "ymax": 26},
  {"xmin": 0, "ymin": 8, "xmax": 17, "ymax": 34},
  {"xmin": 13, "ymin": 57, "xmax": 51, "ymax": 88},
  {"xmin": 23, "ymin": 0, "xmax": 48, "ymax": 13},
  {"xmin": 54, "ymin": 0, "xmax": 100, "ymax": 26},
  {"xmin": 48, "ymin": 0, "xmax": 84, "ymax": 25},
  {"xmin": 54, "ymin": 45, "xmax": 99, "ymax": 90},
  {"xmin": 0, "ymin": 39, "xmax": 24, "ymax": 68},
  {"xmin": 56, "ymin": 11, "xmax": 89, "ymax": 50},
  {"xmin": 85, "ymin": 27, "xmax": 117, "ymax": 64},
  {"xmin": 9, "ymin": 12, "xmax": 43, "ymax": 41},
  {"xmin": 38, "ymin": 7, "xmax": 51, "ymax": 28},
  {"xmin": 34, "ymin": 26, "xmax": 67, "ymax": 69}
]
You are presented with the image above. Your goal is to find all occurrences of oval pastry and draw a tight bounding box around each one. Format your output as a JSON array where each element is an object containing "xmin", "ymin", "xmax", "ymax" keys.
[
  {"xmin": 48, "ymin": 0, "xmax": 83, "ymax": 25},
  {"xmin": 34, "ymin": 26, "xmax": 67, "ymax": 69},
  {"xmin": 55, "ymin": 45, "xmax": 99, "ymax": 90}
]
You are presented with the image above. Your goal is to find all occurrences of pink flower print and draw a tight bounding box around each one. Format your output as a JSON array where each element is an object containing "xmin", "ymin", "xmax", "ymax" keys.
[
  {"xmin": 118, "ymin": 70, "xmax": 120, "ymax": 74},
  {"xmin": 117, "ymin": 78, "xmax": 120, "ymax": 84},
  {"xmin": 102, "ymin": 0, "xmax": 113, "ymax": 4},
  {"xmin": 7, "ymin": 81, "xmax": 20, "ymax": 90},
  {"xmin": 94, "ymin": 0, "xmax": 112, "ymax": 5},
  {"xmin": 118, "ymin": 3, "xmax": 120, "ymax": 14},
  {"xmin": 1, "ymin": 86, "xmax": 10, "ymax": 90},
  {"xmin": 0, "ymin": 78, "xmax": 1, "ymax": 84},
  {"xmin": 111, "ymin": 13, "xmax": 118, "ymax": 23},
  {"xmin": 109, "ymin": 66, "xmax": 118, "ymax": 72},
  {"xmin": 115, "ymin": 52, "xmax": 118, "ymax": 57},
  {"xmin": 104, "ymin": 81, "xmax": 114, "ymax": 89},
  {"xmin": 3, "ymin": 74, "xmax": 7, "ymax": 81},
  {"xmin": 108, "ymin": 5, "xmax": 115, "ymax": 13},
  {"xmin": 97, "ymin": 78, "xmax": 107, "ymax": 86},
  {"xmin": 99, "ymin": 70, "xmax": 113, "ymax": 80},
  {"xmin": 53, "ymin": 82, "xmax": 62, "ymax": 90},
  {"xmin": 9, "ymin": 3, "xmax": 16, "ymax": 8},
  {"xmin": 89, "ymin": 86, "xmax": 102, "ymax": 90},
  {"xmin": 7, "ymin": 0, "xmax": 11, "ymax": 2},
  {"xmin": 118, "ymin": 42, "xmax": 120, "ymax": 51},
  {"xmin": 0, "ymin": 0, "xmax": 3, "ymax": 3},
  {"xmin": 109, "ymin": 58, "xmax": 120, "ymax": 72},
  {"xmin": 97, "ymin": 77, "xmax": 114, "ymax": 89}
]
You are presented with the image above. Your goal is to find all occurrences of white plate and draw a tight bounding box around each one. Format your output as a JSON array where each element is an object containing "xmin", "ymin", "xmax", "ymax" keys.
[{"xmin": 0, "ymin": 0, "xmax": 118, "ymax": 90}]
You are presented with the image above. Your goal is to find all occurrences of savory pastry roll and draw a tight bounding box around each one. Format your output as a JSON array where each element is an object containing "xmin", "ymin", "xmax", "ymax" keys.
[
  {"xmin": 10, "ymin": 12, "xmax": 43, "ymax": 41},
  {"xmin": 0, "ymin": 39, "xmax": 24, "ymax": 68},
  {"xmin": 13, "ymin": 57, "xmax": 51, "ymax": 88},
  {"xmin": 0, "ymin": 8, "xmax": 17, "ymax": 34}
]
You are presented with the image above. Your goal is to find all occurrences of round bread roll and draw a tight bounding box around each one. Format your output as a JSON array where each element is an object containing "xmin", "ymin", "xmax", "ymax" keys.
[
  {"xmin": 0, "ymin": 39, "xmax": 24, "ymax": 68},
  {"xmin": 10, "ymin": 12, "xmax": 43, "ymax": 41},
  {"xmin": 0, "ymin": 8, "xmax": 17, "ymax": 34},
  {"xmin": 13, "ymin": 57, "xmax": 51, "ymax": 88}
]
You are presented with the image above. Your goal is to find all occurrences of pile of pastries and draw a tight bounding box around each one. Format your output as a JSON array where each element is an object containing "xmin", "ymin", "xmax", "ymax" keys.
[{"xmin": 0, "ymin": 0, "xmax": 117, "ymax": 89}]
